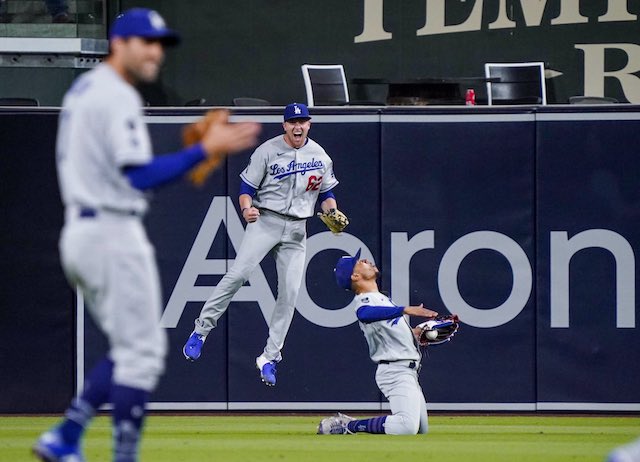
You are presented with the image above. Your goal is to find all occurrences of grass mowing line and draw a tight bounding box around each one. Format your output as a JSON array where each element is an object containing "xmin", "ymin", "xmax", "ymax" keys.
[{"xmin": 1, "ymin": 415, "xmax": 638, "ymax": 462}]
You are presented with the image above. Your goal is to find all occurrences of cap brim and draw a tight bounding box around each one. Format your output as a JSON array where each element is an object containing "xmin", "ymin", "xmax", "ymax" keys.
[
  {"xmin": 147, "ymin": 30, "xmax": 180, "ymax": 46},
  {"xmin": 284, "ymin": 116, "xmax": 311, "ymax": 122},
  {"xmin": 112, "ymin": 30, "xmax": 181, "ymax": 46}
]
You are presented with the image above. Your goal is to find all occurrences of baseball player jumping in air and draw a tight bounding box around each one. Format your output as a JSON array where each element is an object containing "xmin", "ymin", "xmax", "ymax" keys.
[
  {"xmin": 184, "ymin": 102, "xmax": 347, "ymax": 386},
  {"xmin": 317, "ymin": 249, "xmax": 438, "ymax": 435},
  {"xmin": 33, "ymin": 9, "xmax": 259, "ymax": 462}
]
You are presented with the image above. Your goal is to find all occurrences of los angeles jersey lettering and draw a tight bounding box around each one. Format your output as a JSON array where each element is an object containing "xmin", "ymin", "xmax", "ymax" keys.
[{"xmin": 240, "ymin": 135, "xmax": 338, "ymax": 218}]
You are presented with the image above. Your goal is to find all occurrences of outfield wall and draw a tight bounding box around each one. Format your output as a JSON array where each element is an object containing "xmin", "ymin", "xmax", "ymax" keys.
[{"xmin": 1, "ymin": 106, "xmax": 638, "ymax": 412}]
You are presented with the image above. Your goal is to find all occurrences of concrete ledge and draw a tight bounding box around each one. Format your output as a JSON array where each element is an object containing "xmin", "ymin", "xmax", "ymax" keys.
[{"xmin": 0, "ymin": 37, "xmax": 107, "ymax": 54}]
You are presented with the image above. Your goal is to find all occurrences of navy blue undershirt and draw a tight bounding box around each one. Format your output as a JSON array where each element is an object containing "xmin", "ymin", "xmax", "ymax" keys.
[
  {"xmin": 123, "ymin": 143, "xmax": 206, "ymax": 190},
  {"xmin": 239, "ymin": 180, "xmax": 257, "ymax": 197},
  {"xmin": 356, "ymin": 305, "xmax": 405, "ymax": 324},
  {"xmin": 318, "ymin": 189, "xmax": 336, "ymax": 203}
]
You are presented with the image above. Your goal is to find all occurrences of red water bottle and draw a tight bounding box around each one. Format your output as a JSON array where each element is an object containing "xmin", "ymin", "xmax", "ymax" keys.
[{"xmin": 465, "ymin": 88, "xmax": 476, "ymax": 106}]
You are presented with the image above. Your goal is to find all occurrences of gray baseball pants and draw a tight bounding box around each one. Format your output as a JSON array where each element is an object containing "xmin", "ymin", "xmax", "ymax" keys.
[
  {"xmin": 376, "ymin": 361, "xmax": 429, "ymax": 434},
  {"xmin": 194, "ymin": 209, "xmax": 307, "ymax": 362},
  {"xmin": 60, "ymin": 211, "xmax": 167, "ymax": 392}
]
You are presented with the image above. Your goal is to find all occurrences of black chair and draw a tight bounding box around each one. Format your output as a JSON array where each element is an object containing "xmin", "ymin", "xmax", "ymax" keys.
[
  {"xmin": 0, "ymin": 97, "xmax": 40, "ymax": 106},
  {"xmin": 569, "ymin": 96, "xmax": 619, "ymax": 105},
  {"xmin": 484, "ymin": 62, "xmax": 547, "ymax": 105},
  {"xmin": 301, "ymin": 64, "xmax": 385, "ymax": 106},
  {"xmin": 232, "ymin": 97, "xmax": 270, "ymax": 106},
  {"xmin": 301, "ymin": 64, "xmax": 349, "ymax": 106}
]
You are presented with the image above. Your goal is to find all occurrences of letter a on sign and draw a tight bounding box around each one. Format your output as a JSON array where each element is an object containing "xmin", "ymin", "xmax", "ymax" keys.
[{"xmin": 160, "ymin": 196, "xmax": 275, "ymax": 328}]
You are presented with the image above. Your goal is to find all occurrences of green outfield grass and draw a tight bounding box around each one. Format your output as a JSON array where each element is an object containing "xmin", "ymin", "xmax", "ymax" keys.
[{"xmin": 2, "ymin": 414, "xmax": 638, "ymax": 462}]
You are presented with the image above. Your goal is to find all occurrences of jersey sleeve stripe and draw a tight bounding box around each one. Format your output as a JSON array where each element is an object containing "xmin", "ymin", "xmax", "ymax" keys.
[{"xmin": 239, "ymin": 173, "xmax": 260, "ymax": 189}]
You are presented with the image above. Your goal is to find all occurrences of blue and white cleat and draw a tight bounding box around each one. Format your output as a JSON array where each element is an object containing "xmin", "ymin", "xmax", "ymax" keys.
[
  {"xmin": 256, "ymin": 355, "xmax": 277, "ymax": 386},
  {"xmin": 317, "ymin": 412, "xmax": 355, "ymax": 435},
  {"xmin": 183, "ymin": 332, "xmax": 207, "ymax": 361},
  {"xmin": 606, "ymin": 437, "xmax": 640, "ymax": 462},
  {"xmin": 32, "ymin": 428, "xmax": 85, "ymax": 462}
]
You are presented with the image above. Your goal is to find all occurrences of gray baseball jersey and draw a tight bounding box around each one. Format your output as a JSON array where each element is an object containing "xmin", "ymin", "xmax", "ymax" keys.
[
  {"xmin": 240, "ymin": 135, "xmax": 338, "ymax": 218},
  {"xmin": 57, "ymin": 63, "xmax": 152, "ymax": 215},
  {"xmin": 56, "ymin": 62, "xmax": 166, "ymax": 391},
  {"xmin": 356, "ymin": 291, "xmax": 429, "ymax": 435},
  {"xmin": 355, "ymin": 292, "xmax": 421, "ymax": 363}
]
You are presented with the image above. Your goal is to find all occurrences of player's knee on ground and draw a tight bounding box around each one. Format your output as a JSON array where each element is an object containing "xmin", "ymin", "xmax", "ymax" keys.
[
  {"xmin": 384, "ymin": 412, "xmax": 420, "ymax": 435},
  {"xmin": 417, "ymin": 422, "xmax": 429, "ymax": 434}
]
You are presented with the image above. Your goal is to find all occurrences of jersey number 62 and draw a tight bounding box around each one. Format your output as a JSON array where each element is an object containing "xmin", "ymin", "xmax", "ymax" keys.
[{"xmin": 306, "ymin": 175, "xmax": 323, "ymax": 191}]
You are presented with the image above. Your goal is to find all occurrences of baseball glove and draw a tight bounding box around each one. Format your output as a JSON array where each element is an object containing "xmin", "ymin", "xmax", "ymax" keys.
[
  {"xmin": 317, "ymin": 208, "xmax": 349, "ymax": 234},
  {"xmin": 182, "ymin": 109, "xmax": 229, "ymax": 187},
  {"xmin": 416, "ymin": 314, "xmax": 460, "ymax": 347}
]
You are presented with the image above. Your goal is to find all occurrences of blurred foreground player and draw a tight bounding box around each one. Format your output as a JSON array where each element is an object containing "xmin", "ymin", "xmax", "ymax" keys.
[
  {"xmin": 33, "ymin": 8, "xmax": 259, "ymax": 462},
  {"xmin": 607, "ymin": 437, "xmax": 640, "ymax": 462}
]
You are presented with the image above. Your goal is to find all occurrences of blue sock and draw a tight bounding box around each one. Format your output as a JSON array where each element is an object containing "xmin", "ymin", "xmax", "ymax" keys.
[
  {"xmin": 347, "ymin": 416, "xmax": 387, "ymax": 434},
  {"xmin": 112, "ymin": 384, "xmax": 149, "ymax": 462},
  {"xmin": 59, "ymin": 357, "xmax": 114, "ymax": 444}
]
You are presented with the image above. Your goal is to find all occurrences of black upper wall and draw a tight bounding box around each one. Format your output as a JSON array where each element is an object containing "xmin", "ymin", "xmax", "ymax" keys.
[
  {"xmin": 3, "ymin": 1, "xmax": 638, "ymax": 106},
  {"xmin": 122, "ymin": 0, "xmax": 640, "ymax": 106}
]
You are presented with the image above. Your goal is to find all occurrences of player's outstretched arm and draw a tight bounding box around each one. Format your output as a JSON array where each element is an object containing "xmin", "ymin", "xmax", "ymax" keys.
[
  {"xmin": 124, "ymin": 116, "xmax": 261, "ymax": 190},
  {"xmin": 403, "ymin": 303, "xmax": 438, "ymax": 319},
  {"xmin": 123, "ymin": 144, "xmax": 207, "ymax": 190},
  {"xmin": 183, "ymin": 109, "xmax": 261, "ymax": 187}
]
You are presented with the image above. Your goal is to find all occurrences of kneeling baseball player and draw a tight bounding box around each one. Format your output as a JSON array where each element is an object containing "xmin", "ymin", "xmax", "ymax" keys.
[{"xmin": 317, "ymin": 249, "xmax": 459, "ymax": 435}]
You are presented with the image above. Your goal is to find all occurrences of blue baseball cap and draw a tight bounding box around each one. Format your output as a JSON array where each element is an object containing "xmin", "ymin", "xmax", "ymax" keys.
[
  {"xmin": 284, "ymin": 103, "xmax": 311, "ymax": 122},
  {"xmin": 110, "ymin": 8, "xmax": 180, "ymax": 46},
  {"xmin": 334, "ymin": 249, "xmax": 361, "ymax": 290}
]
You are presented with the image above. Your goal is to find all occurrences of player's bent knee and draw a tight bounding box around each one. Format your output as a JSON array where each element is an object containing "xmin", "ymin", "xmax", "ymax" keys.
[
  {"xmin": 385, "ymin": 414, "xmax": 420, "ymax": 435},
  {"xmin": 398, "ymin": 423, "xmax": 420, "ymax": 435},
  {"xmin": 389, "ymin": 425, "xmax": 419, "ymax": 435}
]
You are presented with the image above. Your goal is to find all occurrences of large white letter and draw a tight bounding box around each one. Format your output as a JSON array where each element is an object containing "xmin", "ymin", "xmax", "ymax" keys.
[
  {"xmin": 576, "ymin": 43, "xmax": 640, "ymax": 103},
  {"xmin": 160, "ymin": 197, "xmax": 275, "ymax": 328},
  {"xmin": 516, "ymin": 0, "xmax": 549, "ymax": 27},
  {"xmin": 438, "ymin": 231, "xmax": 532, "ymax": 328},
  {"xmin": 417, "ymin": 0, "xmax": 484, "ymax": 36},
  {"xmin": 391, "ymin": 231, "xmax": 435, "ymax": 307},
  {"xmin": 599, "ymin": 0, "xmax": 637, "ymax": 22},
  {"xmin": 551, "ymin": 0, "xmax": 588, "ymax": 25},
  {"xmin": 354, "ymin": 0, "xmax": 393, "ymax": 43},
  {"xmin": 550, "ymin": 230, "xmax": 635, "ymax": 328},
  {"xmin": 491, "ymin": 0, "xmax": 588, "ymax": 29},
  {"xmin": 489, "ymin": 0, "xmax": 515, "ymax": 29}
]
